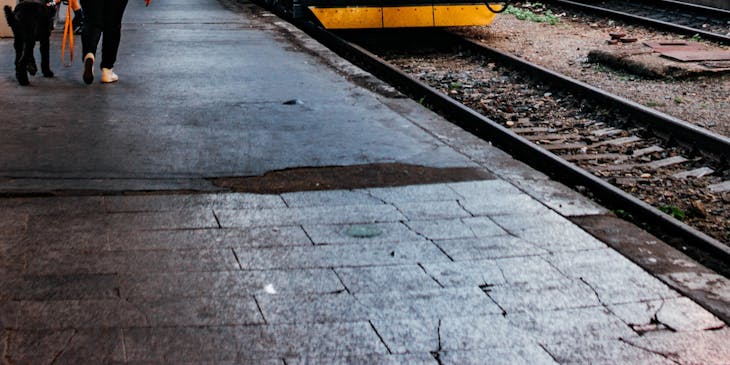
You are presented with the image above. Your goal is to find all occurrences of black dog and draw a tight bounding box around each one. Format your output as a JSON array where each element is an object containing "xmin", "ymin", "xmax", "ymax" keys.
[{"xmin": 4, "ymin": 0, "xmax": 56, "ymax": 85}]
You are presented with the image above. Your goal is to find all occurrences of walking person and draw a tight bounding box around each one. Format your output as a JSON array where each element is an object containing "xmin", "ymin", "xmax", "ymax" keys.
[{"xmin": 81, "ymin": 0, "xmax": 151, "ymax": 84}]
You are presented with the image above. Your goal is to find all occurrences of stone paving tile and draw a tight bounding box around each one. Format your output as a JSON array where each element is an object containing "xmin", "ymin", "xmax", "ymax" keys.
[
  {"xmin": 546, "ymin": 248, "xmax": 642, "ymax": 276},
  {"xmin": 107, "ymin": 226, "xmax": 312, "ymax": 251},
  {"xmin": 2, "ymin": 230, "xmax": 109, "ymax": 251},
  {"xmin": 270, "ymin": 326, "xmax": 391, "ymax": 360},
  {"xmin": 479, "ymin": 156, "xmax": 552, "ymax": 181},
  {"xmin": 440, "ymin": 347, "xmax": 559, "ymax": 365},
  {"xmin": 459, "ymin": 193, "xmax": 551, "ymax": 216},
  {"xmin": 542, "ymin": 337, "xmax": 674, "ymax": 365},
  {"xmin": 356, "ymin": 287, "xmax": 503, "ymax": 320},
  {"xmin": 334, "ymin": 265, "xmax": 441, "ymax": 293},
  {"xmin": 0, "ymin": 274, "xmax": 120, "ymax": 300},
  {"xmin": 256, "ymin": 292, "xmax": 370, "ymax": 324},
  {"xmin": 508, "ymin": 307, "xmax": 636, "ymax": 342},
  {"xmin": 584, "ymin": 273, "xmax": 681, "ymax": 304},
  {"xmin": 365, "ymin": 184, "xmax": 461, "ymax": 204},
  {"xmin": 23, "ymin": 248, "xmax": 239, "ymax": 275},
  {"xmin": 124, "ymin": 322, "xmax": 387, "ymax": 362},
  {"xmin": 402, "ymin": 108, "xmax": 517, "ymax": 165},
  {"xmin": 216, "ymin": 204, "xmax": 405, "ymax": 228},
  {"xmin": 107, "ymin": 360, "xmax": 283, "ymax": 365},
  {"xmin": 621, "ymin": 328, "xmax": 730, "ymax": 365},
  {"xmin": 2, "ymin": 328, "xmax": 125, "ymax": 365},
  {"xmin": 461, "ymin": 217, "xmax": 509, "ymax": 238},
  {"xmin": 302, "ymin": 222, "xmax": 423, "ymax": 245},
  {"xmin": 495, "ymin": 256, "xmax": 570, "ymax": 287},
  {"xmin": 12, "ymin": 297, "xmax": 263, "ymax": 329},
  {"xmin": 488, "ymin": 210, "xmax": 575, "ymax": 233},
  {"xmin": 285, "ymin": 352, "xmax": 437, "ymax": 365},
  {"xmin": 233, "ymin": 241, "xmax": 451, "ymax": 270},
  {"xmin": 0, "ymin": 196, "xmax": 105, "ymax": 213},
  {"xmin": 26, "ymin": 210, "xmax": 219, "ymax": 232},
  {"xmin": 371, "ymin": 315, "xmax": 537, "ymax": 354},
  {"xmin": 124, "ymin": 325, "xmax": 271, "ymax": 362},
  {"xmin": 131, "ymin": 296, "xmax": 264, "ymax": 327},
  {"xmin": 513, "ymin": 225, "xmax": 607, "ymax": 252},
  {"xmin": 369, "ymin": 318, "xmax": 440, "ymax": 353},
  {"xmin": 421, "ymin": 260, "xmax": 506, "ymax": 288},
  {"xmin": 405, "ymin": 219, "xmax": 476, "ymax": 240},
  {"xmin": 120, "ymin": 269, "xmax": 343, "ymax": 298},
  {"xmin": 281, "ymin": 189, "xmax": 381, "ymax": 207},
  {"xmin": 107, "ymin": 210, "xmax": 221, "ymax": 230},
  {"xmin": 447, "ymin": 180, "xmax": 523, "ymax": 200},
  {"xmin": 547, "ymin": 249, "xmax": 682, "ymax": 304},
  {"xmin": 392, "ymin": 201, "xmax": 472, "ymax": 220},
  {"xmin": 434, "ymin": 236, "xmax": 547, "ymax": 261},
  {"xmin": 486, "ymin": 281, "xmax": 601, "ymax": 313},
  {"xmin": 510, "ymin": 179, "xmax": 609, "ymax": 217},
  {"xmin": 103, "ymin": 193, "xmax": 286, "ymax": 212},
  {"xmin": 10, "ymin": 299, "xmax": 146, "ymax": 329},
  {"xmin": 608, "ymin": 297, "xmax": 726, "ymax": 332},
  {"xmin": 440, "ymin": 315, "xmax": 539, "ymax": 350}
]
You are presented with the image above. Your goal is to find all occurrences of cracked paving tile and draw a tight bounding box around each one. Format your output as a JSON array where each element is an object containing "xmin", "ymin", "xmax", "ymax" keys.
[
  {"xmin": 335, "ymin": 265, "xmax": 441, "ymax": 293},
  {"xmin": 609, "ymin": 297, "xmax": 726, "ymax": 333},
  {"xmin": 542, "ymin": 337, "xmax": 675, "ymax": 365},
  {"xmin": 487, "ymin": 280, "xmax": 601, "ymax": 313},
  {"xmin": 621, "ymin": 327, "xmax": 730, "ymax": 364},
  {"xmin": 420, "ymin": 260, "xmax": 506, "ymax": 288},
  {"xmin": 508, "ymin": 307, "xmax": 637, "ymax": 343}
]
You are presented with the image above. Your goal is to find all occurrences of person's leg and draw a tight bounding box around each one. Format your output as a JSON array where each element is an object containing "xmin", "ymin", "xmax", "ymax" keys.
[
  {"xmin": 80, "ymin": 0, "xmax": 103, "ymax": 83},
  {"xmin": 99, "ymin": 0, "xmax": 128, "ymax": 70},
  {"xmin": 80, "ymin": 0, "xmax": 102, "ymax": 57}
]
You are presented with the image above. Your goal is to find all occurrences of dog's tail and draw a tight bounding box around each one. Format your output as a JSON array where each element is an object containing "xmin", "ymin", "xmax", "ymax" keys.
[{"xmin": 3, "ymin": 6, "xmax": 14, "ymax": 29}]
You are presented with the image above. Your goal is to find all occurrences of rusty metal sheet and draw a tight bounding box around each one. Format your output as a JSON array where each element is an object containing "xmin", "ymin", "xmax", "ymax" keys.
[
  {"xmin": 644, "ymin": 41, "xmax": 730, "ymax": 62},
  {"xmin": 644, "ymin": 41, "xmax": 704, "ymax": 52},
  {"xmin": 660, "ymin": 50, "xmax": 730, "ymax": 62}
]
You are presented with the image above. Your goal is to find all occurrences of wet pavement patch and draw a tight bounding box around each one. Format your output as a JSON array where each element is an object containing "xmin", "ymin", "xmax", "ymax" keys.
[{"xmin": 210, "ymin": 163, "xmax": 494, "ymax": 194}]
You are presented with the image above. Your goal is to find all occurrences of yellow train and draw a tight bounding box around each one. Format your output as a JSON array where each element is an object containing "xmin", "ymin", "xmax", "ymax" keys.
[{"xmin": 275, "ymin": 0, "xmax": 505, "ymax": 28}]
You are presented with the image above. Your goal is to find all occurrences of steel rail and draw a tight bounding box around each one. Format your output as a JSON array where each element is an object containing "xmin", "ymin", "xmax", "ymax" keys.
[
  {"xmin": 287, "ymin": 19, "xmax": 730, "ymax": 271},
  {"xmin": 659, "ymin": 0, "xmax": 730, "ymax": 16},
  {"xmin": 543, "ymin": 0, "xmax": 730, "ymax": 44}
]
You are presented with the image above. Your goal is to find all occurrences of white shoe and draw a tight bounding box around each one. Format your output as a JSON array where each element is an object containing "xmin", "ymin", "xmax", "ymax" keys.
[
  {"xmin": 100, "ymin": 68, "xmax": 119, "ymax": 83},
  {"xmin": 83, "ymin": 53, "xmax": 94, "ymax": 84}
]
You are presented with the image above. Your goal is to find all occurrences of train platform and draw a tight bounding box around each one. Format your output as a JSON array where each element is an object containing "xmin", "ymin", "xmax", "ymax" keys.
[{"xmin": 1, "ymin": 0, "xmax": 729, "ymax": 363}]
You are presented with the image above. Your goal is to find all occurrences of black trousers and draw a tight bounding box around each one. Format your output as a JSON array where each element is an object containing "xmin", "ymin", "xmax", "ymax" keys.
[{"xmin": 80, "ymin": 0, "xmax": 129, "ymax": 69}]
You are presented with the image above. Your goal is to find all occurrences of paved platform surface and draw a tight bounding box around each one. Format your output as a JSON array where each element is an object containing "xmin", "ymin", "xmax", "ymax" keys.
[{"xmin": 1, "ymin": 0, "xmax": 730, "ymax": 363}]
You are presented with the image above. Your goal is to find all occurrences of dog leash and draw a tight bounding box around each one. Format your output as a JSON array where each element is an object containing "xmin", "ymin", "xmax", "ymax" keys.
[{"xmin": 61, "ymin": 0, "xmax": 74, "ymax": 66}]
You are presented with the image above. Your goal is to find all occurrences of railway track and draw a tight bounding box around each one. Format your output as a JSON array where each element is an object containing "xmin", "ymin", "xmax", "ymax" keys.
[
  {"xmin": 278, "ymin": 22, "xmax": 730, "ymax": 274},
  {"xmin": 540, "ymin": 0, "xmax": 730, "ymax": 44}
]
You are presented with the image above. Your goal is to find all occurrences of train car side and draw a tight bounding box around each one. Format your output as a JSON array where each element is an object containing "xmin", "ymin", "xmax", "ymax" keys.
[{"xmin": 269, "ymin": 0, "xmax": 505, "ymax": 28}]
